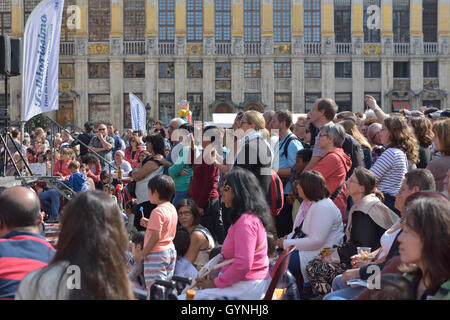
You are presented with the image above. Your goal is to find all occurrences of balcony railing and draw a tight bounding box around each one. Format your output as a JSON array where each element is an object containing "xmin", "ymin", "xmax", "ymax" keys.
[
  {"xmin": 215, "ymin": 42, "xmax": 232, "ymax": 55},
  {"xmin": 244, "ymin": 43, "xmax": 261, "ymax": 55},
  {"xmin": 424, "ymin": 42, "xmax": 438, "ymax": 55},
  {"xmin": 304, "ymin": 42, "xmax": 321, "ymax": 55},
  {"xmin": 124, "ymin": 41, "xmax": 145, "ymax": 55},
  {"xmin": 335, "ymin": 43, "xmax": 352, "ymax": 55},
  {"xmin": 60, "ymin": 42, "xmax": 74, "ymax": 55},
  {"xmin": 394, "ymin": 43, "xmax": 410, "ymax": 55},
  {"xmin": 159, "ymin": 42, "xmax": 175, "ymax": 55}
]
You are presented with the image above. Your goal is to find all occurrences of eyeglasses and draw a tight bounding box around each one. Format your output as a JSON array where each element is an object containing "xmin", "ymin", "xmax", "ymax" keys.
[
  {"xmin": 98, "ymin": 128, "xmax": 106, "ymax": 131},
  {"xmin": 223, "ymin": 185, "xmax": 232, "ymax": 192},
  {"xmin": 240, "ymin": 121, "xmax": 250, "ymax": 125},
  {"xmin": 319, "ymin": 133, "xmax": 328, "ymax": 138},
  {"xmin": 178, "ymin": 210, "xmax": 192, "ymax": 217}
]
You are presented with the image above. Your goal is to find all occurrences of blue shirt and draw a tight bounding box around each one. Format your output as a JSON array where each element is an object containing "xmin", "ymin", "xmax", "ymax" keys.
[
  {"xmin": 66, "ymin": 172, "xmax": 88, "ymax": 193},
  {"xmin": 274, "ymin": 133, "xmax": 304, "ymax": 194}
]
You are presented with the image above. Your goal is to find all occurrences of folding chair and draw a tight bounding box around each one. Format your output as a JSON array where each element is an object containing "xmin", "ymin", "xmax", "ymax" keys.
[{"xmin": 263, "ymin": 245, "xmax": 296, "ymax": 300}]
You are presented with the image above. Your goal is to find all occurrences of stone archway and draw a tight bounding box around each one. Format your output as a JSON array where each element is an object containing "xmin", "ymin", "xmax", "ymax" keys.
[
  {"xmin": 210, "ymin": 99, "xmax": 237, "ymax": 113},
  {"xmin": 242, "ymin": 100, "xmax": 265, "ymax": 112}
]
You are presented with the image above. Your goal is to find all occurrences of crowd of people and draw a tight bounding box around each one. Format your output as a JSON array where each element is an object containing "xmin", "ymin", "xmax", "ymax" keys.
[{"xmin": 0, "ymin": 94, "xmax": 449, "ymax": 300}]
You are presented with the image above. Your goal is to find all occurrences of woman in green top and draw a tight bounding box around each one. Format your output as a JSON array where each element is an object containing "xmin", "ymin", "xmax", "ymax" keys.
[{"xmin": 399, "ymin": 194, "xmax": 450, "ymax": 300}]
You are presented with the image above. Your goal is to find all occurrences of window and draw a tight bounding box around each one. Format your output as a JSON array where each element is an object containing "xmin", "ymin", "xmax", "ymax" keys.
[
  {"xmin": 89, "ymin": 0, "xmax": 111, "ymax": 41},
  {"xmin": 364, "ymin": 62, "xmax": 381, "ymax": 78},
  {"xmin": 305, "ymin": 62, "xmax": 321, "ymax": 78},
  {"xmin": 304, "ymin": 0, "xmax": 321, "ymax": 42},
  {"xmin": 275, "ymin": 93, "xmax": 292, "ymax": 111},
  {"xmin": 335, "ymin": 62, "xmax": 352, "ymax": 78},
  {"xmin": 363, "ymin": 0, "xmax": 380, "ymax": 43},
  {"xmin": 187, "ymin": 0, "xmax": 203, "ymax": 42},
  {"xmin": 305, "ymin": 93, "xmax": 321, "ymax": 112},
  {"xmin": 245, "ymin": 92, "xmax": 261, "ymax": 101},
  {"xmin": 393, "ymin": 0, "xmax": 409, "ymax": 43},
  {"xmin": 159, "ymin": 0, "xmax": 175, "ymax": 41},
  {"xmin": 124, "ymin": 92, "xmax": 143, "ymax": 129},
  {"xmin": 394, "ymin": 61, "xmax": 409, "ymax": 78},
  {"xmin": 187, "ymin": 93, "xmax": 203, "ymax": 121},
  {"xmin": 274, "ymin": 0, "xmax": 291, "ymax": 43},
  {"xmin": 159, "ymin": 93, "xmax": 175, "ymax": 126},
  {"xmin": 216, "ymin": 0, "xmax": 231, "ymax": 42},
  {"xmin": 244, "ymin": 62, "xmax": 261, "ymax": 78},
  {"xmin": 274, "ymin": 62, "xmax": 291, "ymax": 78},
  {"xmin": 88, "ymin": 63, "xmax": 110, "ymax": 79},
  {"xmin": 0, "ymin": 0, "xmax": 11, "ymax": 36},
  {"xmin": 124, "ymin": 63, "xmax": 145, "ymax": 78},
  {"xmin": 424, "ymin": 61, "xmax": 438, "ymax": 78},
  {"xmin": 89, "ymin": 94, "xmax": 110, "ymax": 124},
  {"xmin": 423, "ymin": 0, "xmax": 437, "ymax": 43},
  {"xmin": 124, "ymin": 0, "xmax": 145, "ymax": 41},
  {"xmin": 365, "ymin": 92, "xmax": 381, "ymax": 106},
  {"xmin": 24, "ymin": 0, "xmax": 40, "ymax": 25},
  {"xmin": 334, "ymin": 0, "xmax": 351, "ymax": 43},
  {"xmin": 244, "ymin": 0, "xmax": 260, "ymax": 42},
  {"xmin": 59, "ymin": 64, "xmax": 75, "ymax": 79},
  {"xmin": 216, "ymin": 92, "xmax": 231, "ymax": 100},
  {"xmin": 159, "ymin": 62, "xmax": 174, "ymax": 78},
  {"xmin": 60, "ymin": 0, "xmax": 76, "ymax": 42},
  {"xmin": 335, "ymin": 93, "xmax": 352, "ymax": 112},
  {"xmin": 187, "ymin": 62, "xmax": 203, "ymax": 78},
  {"xmin": 216, "ymin": 62, "xmax": 231, "ymax": 78}
]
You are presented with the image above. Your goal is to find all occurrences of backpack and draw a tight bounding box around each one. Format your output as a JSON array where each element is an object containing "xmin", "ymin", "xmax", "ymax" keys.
[
  {"xmin": 280, "ymin": 133, "xmax": 304, "ymax": 159},
  {"xmin": 269, "ymin": 169, "xmax": 284, "ymax": 216}
]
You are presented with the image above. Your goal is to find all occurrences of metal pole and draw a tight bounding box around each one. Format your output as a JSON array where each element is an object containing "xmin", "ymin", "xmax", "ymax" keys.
[{"xmin": 3, "ymin": 76, "xmax": 8, "ymax": 175}]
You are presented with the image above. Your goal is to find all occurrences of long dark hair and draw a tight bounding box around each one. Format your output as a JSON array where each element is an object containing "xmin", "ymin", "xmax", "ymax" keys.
[
  {"xmin": 175, "ymin": 198, "xmax": 202, "ymax": 226},
  {"xmin": 224, "ymin": 167, "xmax": 277, "ymax": 257},
  {"xmin": 400, "ymin": 195, "xmax": 450, "ymax": 296},
  {"xmin": 145, "ymin": 134, "xmax": 165, "ymax": 156},
  {"xmin": 33, "ymin": 191, "xmax": 134, "ymax": 299}
]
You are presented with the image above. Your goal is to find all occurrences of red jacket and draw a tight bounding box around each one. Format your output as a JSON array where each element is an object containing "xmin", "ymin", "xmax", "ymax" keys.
[
  {"xmin": 124, "ymin": 146, "xmax": 144, "ymax": 168},
  {"xmin": 313, "ymin": 148, "xmax": 352, "ymax": 224},
  {"xmin": 191, "ymin": 149, "xmax": 219, "ymax": 209},
  {"xmin": 53, "ymin": 160, "xmax": 72, "ymax": 178},
  {"xmin": 87, "ymin": 162, "xmax": 102, "ymax": 184}
]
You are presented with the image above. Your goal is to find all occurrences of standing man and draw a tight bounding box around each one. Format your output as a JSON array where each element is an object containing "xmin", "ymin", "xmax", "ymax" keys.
[
  {"xmin": 0, "ymin": 187, "xmax": 55, "ymax": 299},
  {"xmin": 88, "ymin": 123, "xmax": 114, "ymax": 169},
  {"xmin": 107, "ymin": 124, "xmax": 124, "ymax": 157},
  {"xmin": 270, "ymin": 110, "xmax": 304, "ymax": 237},
  {"xmin": 71, "ymin": 121, "xmax": 95, "ymax": 158},
  {"xmin": 304, "ymin": 98, "xmax": 339, "ymax": 171}
]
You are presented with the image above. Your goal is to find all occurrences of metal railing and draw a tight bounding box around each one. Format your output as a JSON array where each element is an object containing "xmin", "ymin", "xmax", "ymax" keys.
[
  {"xmin": 60, "ymin": 42, "xmax": 74, "ymax": 55},
  {"xmin": 304, "ymin": 42, "xmax": 321, "ymax": 55},
  {"xmin": 159, "ymin": 42, "xmax": 175, "ymax": 55},
  {"xmin": 335, "ymin": 43, "xmax": 352, "ymax": 55},
  {"xmin": 215, "ymin": 42, "xmax": 232, "ymax": 55},
  {"xmin": 424, "ymin": 42, "xmax": 438, "ymax": 55},
  {"xmin": 124, "ymin": 41, "xmax": 146, "ymax": 55},
  {"xmin": 244, "ymin": 43, "xmax": 261, "ymax": 55},
  {"xmin": 394, "ymin": 43, "xmax": 410, "ymax": 55}
]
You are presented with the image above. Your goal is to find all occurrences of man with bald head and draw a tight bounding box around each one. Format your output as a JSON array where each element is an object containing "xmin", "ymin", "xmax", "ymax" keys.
[
  {"xmin": 0, "ymin": 187, "xmax": 55, "ymax": 299},
  {"xmin": 367, "ymin": 122, "xmax": 385, "ymax": 164}
]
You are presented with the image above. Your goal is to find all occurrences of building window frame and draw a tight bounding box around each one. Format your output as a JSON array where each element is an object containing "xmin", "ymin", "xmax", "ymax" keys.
[
  {"xmin": 334, "ymin": 0, "xmax": 351, "ymax": 43},
  {"xmin": 187, "ymin": 0, "xmax": 203, "ymax": 42},
  {"xmin": 88, "ymin": 0, "xmax": 111, "ymax": 42},
  {"xmin": 124, "ymin": 62, "xmax": 145, "ymax": 78},
  {"xmin": 423, "ymin": 61, "xmax": 438, "ymax": 79},
  {"xmin": 159, "ymin": 0, "xmax": 175, "ymax": 42},
  {"xmin": 244, "ymin": 62, "xmax": 261, "ymax": 78},
  {"xmin": 124, "ymin": 0, "xmax": 146, "ymax": 41},
  {"xmin": 423, "ymin": 0, "xmax": 438, "ymax": 43},
  {"xmin": 187, "ymin": 62, "xmax": 203, "ymax": 78},
  {"xmin": 364, "ymin": 61, "xmax": 381, "ymax": 78},
  {"xmin": 244, "ymin": 0, "xmax": 261, "ymax": 43},
  {"xmin": 393, "ymin": 0, "xmax": 410, "ymax": 43},
  {"xmin": 274, "ymin": 93, "xmax": 292, "ymax": 111},
  {"xmin": 335, "ymin": 62, "xmax": 352, "ymax": 78},
  {"xmin": 159, "ymin": 62, "xmax": 175, "ymax": 78},
  {"xmin": 363, "ymin": 0, "xmax": 381, "ymax": 43},
  {"xmin": 215, "ymin": 0, "xmax": 232, "ymax": 42},
  {"xmin": 216, "ymin": 62, "xmax": 231, "ymax": 79},
  {"xmin": 88, "ymin": 62, "xmax": 110, "ymax": 79},
  {"xmin": 274, "ymin": 0, "xmax": 291, "ymax": 43},
  {"xmin": 304, "ymin": 62, "xmax": 321, "ymax": 78},
  {"xmin": 304, "ymin": 0, "xmax": 321, "ymax": 42},
  {"xmin": 274, "ymin": 62, "xmax": 291, "ymax": 78}
]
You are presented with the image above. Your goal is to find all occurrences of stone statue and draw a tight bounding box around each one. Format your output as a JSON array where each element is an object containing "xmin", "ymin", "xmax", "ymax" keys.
[
  {"xmin": 293, "ymin": 38, "xmax": 303, "ymax": 54},
  {"xmin": 384, "ymin": 38, "xmax": 392, "ymax": 55},
  {"xmin": 76, "ymin": 38, "xmax": 86, "ymax": 56},
  {"xmin": 111, "ymin": 39, "xmax": 121, "ymax": 55},
  {"xmin": 233, "ymin": 38, "xmax": 242, "ymax": 55},
  {"xmin": 205, "ymin": 38, "xmax": 214, "ymax": 55},
  {"xmin": 324, "ymin": 38, "xmax": 333, "ymax": 55},
  {"xmin": 147, "ymin": 38, "xmax": 157, "ymax": 55},
  {"xmin": 414, "ymin": 38, "xmax": 421, "ymax": 55},
  {"xmin": 263, "ymin": 38, "xmax": 272, "ymax": 55},
  {"xmin": 354, "ymin": 38, "xmax": 362, "ymax": 55},
  {"xmin": 176, "ymin": 38, "xmax": 185, "ymax": 56},
  {"xmin": 442, "ymin": 39, "xmax": 449, "ymax": 55}
]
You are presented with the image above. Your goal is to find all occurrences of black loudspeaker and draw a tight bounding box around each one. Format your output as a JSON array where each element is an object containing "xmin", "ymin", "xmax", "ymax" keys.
[{"xmin": 0, "ymin": 35, "xmax": 22, "ymax": 76}]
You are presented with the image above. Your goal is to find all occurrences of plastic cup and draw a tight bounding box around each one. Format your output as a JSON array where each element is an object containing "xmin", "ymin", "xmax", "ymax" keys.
[{"xmin": 357, "ymin": 247, "xmax": 372, "ymax": 255}]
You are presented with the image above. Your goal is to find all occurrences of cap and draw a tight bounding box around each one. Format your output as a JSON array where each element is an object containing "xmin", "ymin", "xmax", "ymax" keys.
[
  {"xmin": 429, "ymin": 110, "xmax": 443, "ymax": 119},
  {"xmin": 84, "ymin": 121, "xmax": 94, "ymax": 131}
]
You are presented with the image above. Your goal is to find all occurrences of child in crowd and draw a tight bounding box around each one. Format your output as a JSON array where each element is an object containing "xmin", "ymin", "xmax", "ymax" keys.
[
  {"xmin": 128, "ymin": 231, "xmax": 147, "ymax": 291},
  {"xmin": 125, "ymin": 199, "xmax": 139, "ymax": 234},
  {"xmin": 134, "ymin": 174, "xmax": 178, "ymax": 296},
  {"xmin": 65, "ymin": 161, "xmax": 88, "ymax": 193},
  {"xmin": 368, "ymin": 274, "xmax": 414, "ymax": 300},
  {"xmin": 289, "ymin": 148, "xmax": 313, "ymax": 221},
  {"xmin": 173, "ymin": 228, "xmax": 198, "ymax": 280},
  {"xmin": 80, "ymin": 163, "xmax": 95, "ymax": 191}
]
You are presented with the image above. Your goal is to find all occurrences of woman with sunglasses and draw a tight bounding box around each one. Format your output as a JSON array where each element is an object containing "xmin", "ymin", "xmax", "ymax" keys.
[
  {"xmin": 188, "ymin": 167, "xmax": 276, "ymax": 300},
  {"xmin": 124, "ymin": 136, "xmax": 144, "ymax": 168},
  {"xmin": 176, "ymin": 199, "xmax": 215, "ymax": 270}
]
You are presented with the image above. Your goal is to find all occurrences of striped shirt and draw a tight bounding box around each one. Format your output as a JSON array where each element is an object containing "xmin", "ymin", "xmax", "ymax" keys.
[
  {"xmin": 0, "ymin": 231, "xmax": 55, "ymax": 300},
  {"xmin": 370, "ymin": 147, "xmax": 408, "ymax": 196}
]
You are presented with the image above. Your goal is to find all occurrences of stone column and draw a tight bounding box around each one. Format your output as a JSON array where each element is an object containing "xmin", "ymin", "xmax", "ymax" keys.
[
  {"xmin": 231, "ymin": 58, "xmax": 244, "ymax": 106},
  {"xmin": 175, "ymin": 58, "xmax": 187, "ymax": 107},
  {"xmin": 438, "ymin": 0, "xmax": 450, "ymax": 108},
  {"xmin": 352, "ymin": 58, "xmax": 365, "ymax": 113},
  {"xmin": 260, "ymin": 0, "xmax": 274, "ymax": 108},
  {"xmin": 110, "ymin": 58, "xmax": 124, "ymax": 130},
  {"xmin": 321, "ymin": 0, "xmax": 335, "ymax": 100},
  {"xmin": 321, "ymin": 58, "xmax": 335, "ymax": 100},
  {"xmin": 145, "ymin": 58, "xmax": 159, "ymax": 122},
  {"xmin": 203, "ymin": 57, "xmax": 215, "ymax": 121},
  {"xmin": 291, "ymin": 59, "xmax": 305, "ymax": 113},
  {"xmin": 8, "ymin": 0, "xmax": 23, "ymax": 121},
  {"xmin": 261, "ymin": 57, "xmax": 274, "ymax": 108},
  {"xmin": 381, "ymin": 0, "xmax": 393, "ymax": 110},
  {"xmin": 410, "ymin": 59, "xmax": 423, "ymax": 109},
  {"xmin": 231, "ymin": 0, "xmax": 244, "ymax": 105},
  {"xmin": 381, "ymin": 58, "xmax": 393, "ymax": 112}
]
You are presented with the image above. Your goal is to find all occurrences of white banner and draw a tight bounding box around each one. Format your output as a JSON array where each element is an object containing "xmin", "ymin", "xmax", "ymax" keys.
[
  {"xmin": 129, "ymin": 93, "xmax": 146, "ymax": 132},
  {"xmin": 21, "ymin": 0, "xmax": 64, "ymax": 122}
]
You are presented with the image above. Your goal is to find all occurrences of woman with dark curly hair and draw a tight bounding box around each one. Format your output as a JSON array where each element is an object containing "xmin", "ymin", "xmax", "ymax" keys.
[
  {"xmin": 409, "ymin": 117, "xmax": 434, "ymax": 168},
  {"xmin": 188, "ymin": 167, "xmax": 277, "ymax": 300},
  {"xmin": 370, "ymin": 116, "xmax": 419, "ymax": 215}
]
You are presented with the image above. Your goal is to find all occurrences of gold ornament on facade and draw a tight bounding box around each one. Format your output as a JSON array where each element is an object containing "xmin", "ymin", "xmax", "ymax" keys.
[
  {"xmin": 88, "ymin": 43, "xmax": 110, "ymax": 55},
  {"xmin": 59, "ymin": 80, "xmax": 73, "ymax": 91},
  {"xmin": 364, "ymin": 44, "xmax": 381, "ymax": 55},
  {"xmin": 187, "ymin": 44, "xmax": 203, "ymax": 55},
  {"xmin": 274, "ymin": 44, "xmax": 291, "ymax": 55},
  {"xmin": 215, "ymin": 80, "xmax": 231, "ymax": 90}
]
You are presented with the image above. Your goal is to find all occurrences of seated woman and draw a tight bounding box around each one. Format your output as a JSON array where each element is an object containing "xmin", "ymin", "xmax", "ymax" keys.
[
  {"xmin": 176, "ymin": 199, "xmax": 215, "ymax": 270},
  {"xmin": 181, "ymin": 167, "xmax": 277, "ymax": 300},
  {"xmin": 398, "ymin": 194, "xmax": 450, "ymax": 300},
  {"xmin": 124, "ymin": 136, "xmax": 144, "ymax": 168},
  {"xmin": 104, "ymin": 150, "xmax": 132, "ymax": 177},
  {"xmin": 312, "ymin": 122, "xmax": 352, "ymax": 224},
  {"xmin": 306, "ymin": 168, "xmax": 399, "ymax": 296},
  {"xmin": 277, "ymin": 171, "xmax": 344, "ymax": 291}
]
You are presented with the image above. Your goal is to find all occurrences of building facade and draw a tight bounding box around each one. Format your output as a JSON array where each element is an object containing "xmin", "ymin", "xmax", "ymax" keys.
[{"xmin": 1, "ymin": 0, "xmax": 449, "ymax": 130}]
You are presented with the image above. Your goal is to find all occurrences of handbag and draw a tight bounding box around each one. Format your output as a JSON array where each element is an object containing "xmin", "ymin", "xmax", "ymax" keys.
[{"xmin": 126, "ymin": 180, "xmax": 137, "ymax": 198}]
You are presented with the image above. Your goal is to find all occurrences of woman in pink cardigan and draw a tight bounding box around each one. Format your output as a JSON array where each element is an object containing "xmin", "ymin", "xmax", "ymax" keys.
[{"xmin": 192, "ymin": 167, "xmax": 277, "ymax": 300}]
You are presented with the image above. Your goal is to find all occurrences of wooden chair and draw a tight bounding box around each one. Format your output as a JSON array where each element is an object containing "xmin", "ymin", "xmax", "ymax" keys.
[{"xmin": 263, "ymin": 245, "xmax": 296, "ymax": 300}]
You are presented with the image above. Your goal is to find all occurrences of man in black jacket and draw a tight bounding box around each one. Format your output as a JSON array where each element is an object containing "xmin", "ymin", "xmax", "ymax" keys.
[{"xmin": 71, "ymin": 121, "xmax": 94, "ymax": 158}]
